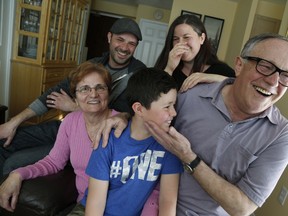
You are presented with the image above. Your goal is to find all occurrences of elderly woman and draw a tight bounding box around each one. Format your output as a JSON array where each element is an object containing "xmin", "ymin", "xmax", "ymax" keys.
[{"xmin": 0, "ymin": 62, "xmax": 117, "ymax": 212}]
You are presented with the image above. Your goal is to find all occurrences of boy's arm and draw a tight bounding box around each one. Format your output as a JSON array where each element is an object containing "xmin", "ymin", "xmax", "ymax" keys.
[
  {"xmin": 85, "ymin": 177, "xmax": 109, "ymax": 216},
  {"xmin": 159, "ymin": 173, "xmax": 180, "ymax": 216}
]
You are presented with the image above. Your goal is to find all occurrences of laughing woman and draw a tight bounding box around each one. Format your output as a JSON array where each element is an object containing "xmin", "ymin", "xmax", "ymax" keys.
[{"xmin": 155, "ymin": 14, "xmax": 235, "ymax": 92}]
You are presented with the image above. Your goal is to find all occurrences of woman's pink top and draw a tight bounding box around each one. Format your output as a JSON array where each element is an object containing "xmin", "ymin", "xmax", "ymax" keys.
[{"xmin": 15, "ymin": 110, "xmax": 117, "ymax": 201}]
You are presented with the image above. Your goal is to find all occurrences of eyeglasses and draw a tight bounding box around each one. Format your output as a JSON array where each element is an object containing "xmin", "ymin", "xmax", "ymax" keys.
[
  {"xmin": 242, "ymin": 56, "xmax": 288, "ymax": 87},
  {"xmin": 76, "ymin": 84, "xmax": 108, "ymax": 95}
]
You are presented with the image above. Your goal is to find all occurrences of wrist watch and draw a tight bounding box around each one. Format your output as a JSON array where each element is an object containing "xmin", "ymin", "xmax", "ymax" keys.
[{"xmin": 183, "ymin": 156, "xmax": 201, "ymax": 174}]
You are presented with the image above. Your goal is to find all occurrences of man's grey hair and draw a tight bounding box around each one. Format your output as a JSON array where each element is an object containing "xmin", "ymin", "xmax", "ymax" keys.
[{"xmin": 240, "ymin": 33, "xmax": 288, "ymax": 57}]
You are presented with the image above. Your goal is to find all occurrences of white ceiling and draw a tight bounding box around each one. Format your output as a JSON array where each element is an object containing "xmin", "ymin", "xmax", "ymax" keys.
[{"xmin": 104, "ymin": 0, "xmax": 287, "ymax": 10}]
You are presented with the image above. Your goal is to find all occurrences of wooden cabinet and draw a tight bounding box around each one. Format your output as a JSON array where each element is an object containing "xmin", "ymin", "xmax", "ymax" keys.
[{"xmin": 9, "ymin": 0, "xmax": 90, "ymax": 124}]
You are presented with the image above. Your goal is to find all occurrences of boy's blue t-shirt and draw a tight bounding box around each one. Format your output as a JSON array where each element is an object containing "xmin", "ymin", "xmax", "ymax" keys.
[{"xmin": 81, "ymin": 121, "xmax": 183, "ymax": 216}]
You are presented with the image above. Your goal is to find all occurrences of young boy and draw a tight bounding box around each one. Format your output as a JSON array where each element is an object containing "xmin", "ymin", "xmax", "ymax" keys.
[{"xmin": 83, "ymin": 68, "xmax": 183, "ymax": 216}]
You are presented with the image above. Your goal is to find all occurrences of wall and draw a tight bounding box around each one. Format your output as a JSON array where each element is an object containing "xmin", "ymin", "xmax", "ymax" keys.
[
  {"xmin": 225, "ymin": 0, "xmax": 258, "ymax": 67},
  {"xmin": 91, "ymin": 0, "xmax": 137, "ymax": 18},
  {"xmin": 279, "ymin": 1, "xmax": 288, "ymax": 35},
  {"xmin": 257, "ymin": 1, "xmax": 285, "ymax": 19},
  {"xmin": 91, "ymin": 0, "xmax": 170, "ymax": 23},
  {"xmin": 0, "ymin": 0, "xmax": 15, "ymax": 109},
  {"xmin": 277, "ymin": 1, "xmax": 288, "ymax": 119},
  {"xmin": 263, "ymin": 1, "xmax": 288, "ymax": 216},
  {"xmin": 135, "ymin": 4, "xmax": 170, "ymax": 24},
  {"xmin": 255, "ymin": 168, "xmax": 288, "ymax": 216}
]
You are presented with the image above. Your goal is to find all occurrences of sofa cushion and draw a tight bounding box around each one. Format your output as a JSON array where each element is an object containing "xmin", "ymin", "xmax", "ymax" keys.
[{"xmin": 0, "ymin": 165, "xmax": 78, "ymax": 216}]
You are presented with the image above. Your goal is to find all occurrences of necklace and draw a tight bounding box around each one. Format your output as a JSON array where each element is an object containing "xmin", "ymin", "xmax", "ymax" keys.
[{"xmin": 84, "ymin": 109, "xmax": 111, "ymax": 142}]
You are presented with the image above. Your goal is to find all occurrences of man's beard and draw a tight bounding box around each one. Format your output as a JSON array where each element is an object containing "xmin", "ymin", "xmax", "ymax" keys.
[{"xmin": 110, "ymin": 49, "xmax": 132, "ymax": 66}]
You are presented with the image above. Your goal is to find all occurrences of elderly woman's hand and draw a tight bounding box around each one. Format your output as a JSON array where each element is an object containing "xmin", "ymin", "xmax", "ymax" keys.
[
  {"xmin": 92, "ymin": 112, "xmax": 130, "ymax": 149},
  {"xmin": 0, "ymin": 172, "xmax": 23, "ymax": 212}
]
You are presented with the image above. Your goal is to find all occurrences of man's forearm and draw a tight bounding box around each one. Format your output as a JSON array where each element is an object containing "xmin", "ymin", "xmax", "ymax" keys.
[
  {"xmin": 192, "ymin": 160, "xmax": 258, "ymax": 216},
  {"xmin": 9, "ymin": 108, "xmax": 37, "ymax": 127}
]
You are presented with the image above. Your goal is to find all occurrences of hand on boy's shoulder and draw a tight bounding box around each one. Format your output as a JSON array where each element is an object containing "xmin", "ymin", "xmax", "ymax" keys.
[{"xmin": 92, "ymin": 112, "xmax": 130, "ymax": 149}]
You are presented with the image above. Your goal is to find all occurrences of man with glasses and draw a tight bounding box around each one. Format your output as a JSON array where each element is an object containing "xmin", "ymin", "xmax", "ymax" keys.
[
  {"xmin": 146, "ymin": 33, "xmax": 288, "ymax": 215},
  {"xmin": 241, "ymin": 56, "xmax": 288, "ymax": 86},
  {"xmin": 0, "ymin": 18, "xmax": 146, "ymax": 177},
  {"xmin": 98, "ymin": 33, "xmax": 288, "ymax": 215}
]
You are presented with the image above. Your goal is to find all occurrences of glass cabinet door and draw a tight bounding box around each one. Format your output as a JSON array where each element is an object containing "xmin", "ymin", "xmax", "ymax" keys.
[
  {"xmin": 20, "ymin": 8, "xmax": 40, "ymax": 33},
  {"xmin": 59, "ymin": 0, "xmax": 74, "ymax": 62},
  {"xmin": 13, "ymin": 0, "xmax": 89, "ymax": 64},
  {"xmin": 46, "ymin": 0, "xmax": 62, "ymax": 61},
  {"xmin": 70, "ymin": 0, "xmax": 87, "ymax": 62},
  {"xmin": 45, "ymin": 0, "xmax": 87, "ymax": 63},
  {"xmin": 18, "ymin": 35, "xmax": 38, "ymax": 59},
  {"xmin": 17, "ymin": 0, "xmax": 43, "ymax": 59},
  {"xmin": 23, "ymin": 0, "xmax": 42, "ymax": 6}
]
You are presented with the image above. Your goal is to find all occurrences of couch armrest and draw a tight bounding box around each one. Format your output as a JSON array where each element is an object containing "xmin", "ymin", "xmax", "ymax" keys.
[{"xmin": 0, "ymin": 165, "xmax": 78, "ymax": 216}]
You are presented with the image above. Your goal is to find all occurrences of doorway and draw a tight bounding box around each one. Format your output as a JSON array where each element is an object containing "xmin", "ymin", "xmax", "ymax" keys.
[
  {"xmin": 134, "ymin": 19, "xmax": 168, "ymax": 67},
  {"xmin": 250, "ymin": 14, "xmax": 281, "ymax": 38},
  {"xmin": 85, "ymin": 12, "xmax": 118, "ymax": 60}
]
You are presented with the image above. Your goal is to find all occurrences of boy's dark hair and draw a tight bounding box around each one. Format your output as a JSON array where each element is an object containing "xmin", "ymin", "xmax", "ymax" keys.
[{"xmin": 126, "ymin": 67, "xmax": 177, "ymax": 115}]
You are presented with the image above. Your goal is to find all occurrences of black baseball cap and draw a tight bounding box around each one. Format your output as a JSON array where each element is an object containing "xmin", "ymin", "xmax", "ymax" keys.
[{"xmin": 110, "ymin": 18, "xmax": 142, "ymax": 41}]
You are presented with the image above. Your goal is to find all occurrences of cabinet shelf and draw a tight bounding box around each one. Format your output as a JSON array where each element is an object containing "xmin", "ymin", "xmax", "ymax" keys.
[
  {"xmin": 10, "ymin": 0, "xmax": 90, "ymax": 124},
  {"xmin": 20, "ymin": 4, "xmax": 42, "ymax": 11}
]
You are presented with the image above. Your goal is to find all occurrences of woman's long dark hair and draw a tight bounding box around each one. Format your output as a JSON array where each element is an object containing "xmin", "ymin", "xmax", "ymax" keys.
[{"xmin": 154, "ymin": 14, "xmax": 221, "ymax": 74}]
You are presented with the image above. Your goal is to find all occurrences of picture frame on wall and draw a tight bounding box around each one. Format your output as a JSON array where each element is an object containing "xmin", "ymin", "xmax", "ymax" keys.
[
  {"xmin": 203, "ymin": 15, "xmax": 224, "ymax": 54},
  {"xmin": 181, "ymin": 10, "xmax": 202, "ymax": 20}
]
